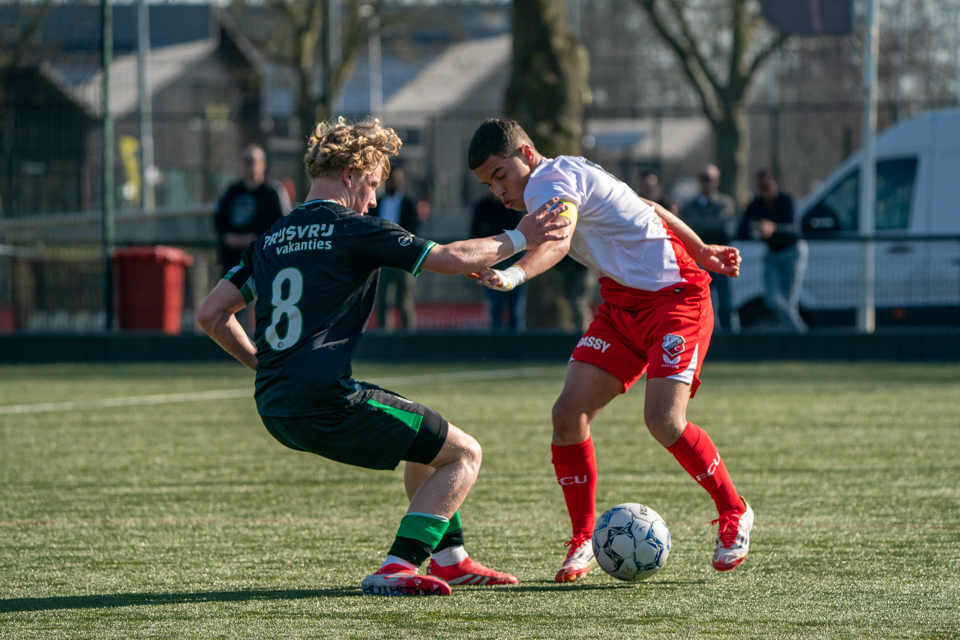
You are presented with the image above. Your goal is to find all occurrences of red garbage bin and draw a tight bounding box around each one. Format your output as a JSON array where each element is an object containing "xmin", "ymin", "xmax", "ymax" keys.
[{"xmin": 113, "ymin": 246, "xmax": 194, "ymax": 334}]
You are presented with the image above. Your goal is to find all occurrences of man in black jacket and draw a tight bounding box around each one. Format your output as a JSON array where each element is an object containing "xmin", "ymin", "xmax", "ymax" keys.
[
  {"xmin": 213, "ymin": 144, "xmax": 292, "ymax": 275},
  {"xmin": 680, "ymin": 164, "xmax": 740, "ymax": 333},
  {"xmin": 369, "ymin": 167, "xmax": 425, "ymax": 330},
  {"xmin": 738, "ymin": 170, "xmax": 808, "ymax": 333}
]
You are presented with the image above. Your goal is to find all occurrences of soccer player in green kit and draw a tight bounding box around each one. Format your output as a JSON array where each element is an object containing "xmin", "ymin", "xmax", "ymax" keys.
[{"xmin": 198, "ymin": 118, "xmax": 571, "ymax": 595}]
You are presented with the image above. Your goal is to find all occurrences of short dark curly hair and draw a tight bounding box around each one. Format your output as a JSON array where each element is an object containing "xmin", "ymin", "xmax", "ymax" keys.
[{"xmin": 467, "ymin": 118, "xmax": 533, "ymax": 170}]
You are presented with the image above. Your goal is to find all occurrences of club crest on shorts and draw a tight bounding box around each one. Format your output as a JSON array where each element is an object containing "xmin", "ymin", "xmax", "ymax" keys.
[{"xmin": 662, "ymin": 333, "xmax": 685, "ymax": 357}]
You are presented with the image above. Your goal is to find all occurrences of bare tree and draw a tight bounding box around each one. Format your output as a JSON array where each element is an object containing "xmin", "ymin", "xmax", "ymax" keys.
[
  {"xmin": 231, "ymin": 0, "xmax": 372, "ymax": 196},
  {"xmin": 505, "ymin": 0, "xmax": 591, "ymax": 157},
  {"xmin": 0, "ymin": 0, "xmax": 54, "ymax": 72},
  {"xmin": 633, "ymin": 0, "xmax": 788, "ymax": 204}
]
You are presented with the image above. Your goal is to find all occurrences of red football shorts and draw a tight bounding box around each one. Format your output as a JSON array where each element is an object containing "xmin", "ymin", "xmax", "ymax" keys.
[{"xmin": 570, "ymin": 278, "xmax": 714, "ymax": 396}]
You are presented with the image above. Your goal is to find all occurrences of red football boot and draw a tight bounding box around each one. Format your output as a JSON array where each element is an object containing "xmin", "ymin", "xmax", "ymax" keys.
[
  {"xmin": 361, "ymin": 563, "xmax": 452, "ymax": 596},
  {"xmin": 427, "ymin": 558, "xmax": 518, "ymax": 586}
]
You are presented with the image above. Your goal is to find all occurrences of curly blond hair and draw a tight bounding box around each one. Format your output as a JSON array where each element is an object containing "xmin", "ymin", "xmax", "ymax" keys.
[{"xmin": 304, "ymin": 117, "xmax": 402, "ymax": 180}]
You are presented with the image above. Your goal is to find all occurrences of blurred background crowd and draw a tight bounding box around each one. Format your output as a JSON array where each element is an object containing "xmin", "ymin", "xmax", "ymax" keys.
[{"xmin": 1, "ymin": 0, "xmax": 958, "ymax": 335}]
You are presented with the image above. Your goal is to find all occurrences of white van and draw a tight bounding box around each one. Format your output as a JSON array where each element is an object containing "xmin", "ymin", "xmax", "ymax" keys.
[{"xmin": 731, "ymin": 108, "xmax": 960, "ymax": 327}]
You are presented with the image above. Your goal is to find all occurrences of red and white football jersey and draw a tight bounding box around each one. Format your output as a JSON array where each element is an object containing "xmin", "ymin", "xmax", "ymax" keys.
[{"xmin": 524, "ymin": 156, "xmax": 709, "ymax": 293}]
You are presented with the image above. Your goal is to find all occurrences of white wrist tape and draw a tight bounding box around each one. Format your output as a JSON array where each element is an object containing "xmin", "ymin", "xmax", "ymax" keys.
[
  {"xmin": 485, "ymin": 265, "xmax": 527, "ymax": 292},
  {"xmin": 503, "ymin": 229, "xmax": 527, "ymax": 254}
]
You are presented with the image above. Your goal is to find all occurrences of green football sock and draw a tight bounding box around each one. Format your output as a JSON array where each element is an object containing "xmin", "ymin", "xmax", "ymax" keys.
[{"xmin": 388, "ymin": 513, "xmax": 450, "ymax": 566}]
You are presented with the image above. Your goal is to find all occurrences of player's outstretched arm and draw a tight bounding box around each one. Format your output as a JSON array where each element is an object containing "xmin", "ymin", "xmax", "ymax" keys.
[
  {"xmin": 421, "ymin": 198, "xmax": 571, "ymax": 276},
  {"xmin": 469, "ymin": 213, "xmax": 575, "ymax": 291},
  {"xmin": 198, "ymin": 281, "xmax": 258, "ymax": 371},
  {"xmin": 642, "ymin": 197, "xmax": 742, "ymax": 277}
]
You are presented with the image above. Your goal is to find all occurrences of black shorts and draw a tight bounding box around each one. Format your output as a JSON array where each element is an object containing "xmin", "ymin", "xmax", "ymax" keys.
[{"xmin": 259, "ymin": 388, "xmax": 449, "ymax": 471}]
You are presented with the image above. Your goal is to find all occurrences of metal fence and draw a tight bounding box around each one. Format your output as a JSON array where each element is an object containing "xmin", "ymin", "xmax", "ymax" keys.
[{"xmin": 3, "ymin": 93, "xmax": 960, "ymax": 333}]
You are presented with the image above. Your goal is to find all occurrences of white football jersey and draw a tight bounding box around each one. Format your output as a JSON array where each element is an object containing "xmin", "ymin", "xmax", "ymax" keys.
[{"xmin": 524, "ymin": 156, "xmax": 693, "ymax": 292}]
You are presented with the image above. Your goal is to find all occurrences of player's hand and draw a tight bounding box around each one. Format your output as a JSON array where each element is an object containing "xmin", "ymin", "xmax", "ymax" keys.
[
  {"xmin": 751, "ymin": 219, "xmax": 776, "ymax": 239},
  {"xmin": 466, "ymin": 267, "xmax": 524, "ymax": 291},
  {"xmin": 515, "ymin": 197, "xmax": 572, "ymax": 249},
  {"xmin": 696, "ymin": 245, "xmax": 741, "ymax": 277}
]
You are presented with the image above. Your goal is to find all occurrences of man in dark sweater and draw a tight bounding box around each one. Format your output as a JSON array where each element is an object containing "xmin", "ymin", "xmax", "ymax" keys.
[
  {"xmin": 213, "ymin": 144, "xmax": 292, "ymax": 275},
  {"xmin": 471, "ymin": 195, "xmax": 527, "ymax": 330},
  {"xmin": 738, "ymin": 170, "xmax": 808, "ymax": 333},
  {"xmin": 680, "ymin": 164, "xmax": 740, "ymax": 333}
]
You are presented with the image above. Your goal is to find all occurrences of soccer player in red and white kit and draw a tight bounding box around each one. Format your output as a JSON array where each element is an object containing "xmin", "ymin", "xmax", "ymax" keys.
[{"xmin": 468, "ymin": 119, "xmax": 753, "ymax": 582}]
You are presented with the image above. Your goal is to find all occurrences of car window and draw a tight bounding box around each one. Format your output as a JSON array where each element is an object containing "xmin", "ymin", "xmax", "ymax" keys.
[
  {"xmin": 803, "ymin": 157, "xmax": 918, "ymax": 234},
  {"xmin": 875, "ymin": 158, "xmax": 917, "ymax": 230}
]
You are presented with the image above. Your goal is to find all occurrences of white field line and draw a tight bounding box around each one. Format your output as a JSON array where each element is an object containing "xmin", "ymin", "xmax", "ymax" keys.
[{"xmin": 0, "ymin": 367, "xmax": 557, "ymax": 415}]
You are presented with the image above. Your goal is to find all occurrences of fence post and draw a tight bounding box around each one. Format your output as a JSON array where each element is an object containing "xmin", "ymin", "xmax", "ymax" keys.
[
  {"xmin": 102, "ymin": 0, "xmax": 116, "ymax": 332},
  {"xmin": 857, "ymin": 0, "xmax": 878, "ymax": 334}
]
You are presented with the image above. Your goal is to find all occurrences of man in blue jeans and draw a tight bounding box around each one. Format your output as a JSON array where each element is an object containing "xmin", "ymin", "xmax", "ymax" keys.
[
  {"xmin": 738, "ymin": 170, "xmax": 808, "ymax": 333},
  {"xmin": 680, "ymin": 164, "xmax": 740, "ymax": 333}
]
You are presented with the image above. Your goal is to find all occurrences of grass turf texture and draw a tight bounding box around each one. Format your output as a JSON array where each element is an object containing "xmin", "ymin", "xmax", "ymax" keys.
[{"xmin": 1, "ymin": 362, "xmax": 958, "ymax": 639}]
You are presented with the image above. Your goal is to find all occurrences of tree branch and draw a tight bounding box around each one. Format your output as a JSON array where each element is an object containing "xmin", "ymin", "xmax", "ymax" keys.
[
  {"xmin": 636, "ymin": 0, "xmax": 724, "ymax": 122},
  {"xmin": 2, "ymin": 0, "xmax": 54, "ymax": 69},
  {"xmin": 749, "ymin": 32, "xmax": 789, "ymax": 79},
  {"xmin": 663, "ymin": 0, "xmax": 723, "ymax": 94}
]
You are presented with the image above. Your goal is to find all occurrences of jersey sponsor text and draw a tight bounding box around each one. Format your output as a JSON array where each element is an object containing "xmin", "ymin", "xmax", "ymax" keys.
[{"xmin": 577, "ymin": 336, "xmax": 611, "ymax": 353}]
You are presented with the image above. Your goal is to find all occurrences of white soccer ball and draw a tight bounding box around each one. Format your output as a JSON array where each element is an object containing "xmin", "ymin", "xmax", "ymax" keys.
[{"xmin": 593, "ymin": 503, "xmax": 671, "ymax": 581}]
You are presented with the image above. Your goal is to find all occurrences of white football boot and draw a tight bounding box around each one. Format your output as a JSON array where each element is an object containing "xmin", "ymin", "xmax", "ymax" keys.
[
  {"xmin": 712, "ymin": 499, "xmax": 754, "ymax": 571},
  {"xmin": 555, "ymin": 533, "xmax": 600, "ymax": 583}
]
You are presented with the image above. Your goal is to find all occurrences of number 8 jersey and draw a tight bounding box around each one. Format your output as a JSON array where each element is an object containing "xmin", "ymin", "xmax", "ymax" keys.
[{"xmin": 225, "ymin": 199, "xmax": 436, "ymax": 417}]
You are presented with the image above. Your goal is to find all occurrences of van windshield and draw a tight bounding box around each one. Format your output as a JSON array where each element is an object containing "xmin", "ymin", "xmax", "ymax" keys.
[{"xmin": 805, "ymin": 157, "xmax": 918, "ymax": 233}]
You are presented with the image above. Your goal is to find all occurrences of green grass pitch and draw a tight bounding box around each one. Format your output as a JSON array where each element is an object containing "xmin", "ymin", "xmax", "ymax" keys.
[{"xmin": 1, "ymin": 361, "xmax": 958, "ymax": 639}]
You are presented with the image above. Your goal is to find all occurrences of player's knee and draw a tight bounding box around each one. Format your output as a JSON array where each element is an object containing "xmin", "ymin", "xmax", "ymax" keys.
[
  {"xmin": 448, "ymin": 427, "xmax": 482, "ymax": 476},
  {"xmin": 551, "ymin": 397, "xmax": 576, "ymax": 431},
  {"xmin": 643, "ymin": 408, "xmax": 685, "ymax": 446},
  {"xmin": 459, "ymin": 434, "xmax": 482, "ymax": 478},
  {"xmin": 552, "ymin": 397, "xmax": 589, "ymax": 441}
]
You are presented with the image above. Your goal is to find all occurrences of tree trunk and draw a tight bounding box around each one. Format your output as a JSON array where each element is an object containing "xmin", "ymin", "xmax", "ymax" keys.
[
  {"xmin": 504, "ymin": 0, "xmax": 589, "ymax": 157},
  {"xmin": 296, "ymin": 65, "xmax": 320, "ymax": 201},
  {"xmin": 713, "ymin": 104, "xmax": 750, "ymax": 206}
]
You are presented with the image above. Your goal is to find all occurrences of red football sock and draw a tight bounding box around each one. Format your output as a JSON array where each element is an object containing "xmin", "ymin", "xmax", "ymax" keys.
[
  {"xmin": 667, "ymin": 422, "xmax": 742, "ymax": 515},
  {"xmin": 551, "ymin": 437, "xmax": 598, "ymax": 537}
]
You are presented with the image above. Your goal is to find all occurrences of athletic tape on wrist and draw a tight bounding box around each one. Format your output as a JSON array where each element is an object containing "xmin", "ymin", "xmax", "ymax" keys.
[
  {"xmin": 503, "ymin": 229, "xmax": 526, "ymax": 254},
  {"xmin": 499, "ymin": 265, "xmax": 527, "ymax": 291}
]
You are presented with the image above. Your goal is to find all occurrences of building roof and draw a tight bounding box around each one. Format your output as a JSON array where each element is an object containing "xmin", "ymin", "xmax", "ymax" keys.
[
  {"xmin": 41, "ymin": 40, "xmax": 219, "ymax": 119},
  {"xmin": 382, "ymin": 34, "xmax": 510, "ymax": 126},
  {"xmin": 584, "ymin": 118, "xmax": 712, "ymax": 160}
]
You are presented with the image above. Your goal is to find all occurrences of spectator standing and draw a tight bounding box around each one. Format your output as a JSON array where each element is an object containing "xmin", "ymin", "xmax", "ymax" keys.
[
  {"xmin": 738, "ymin": 170, "xmax": 808, "ymax": 333},
  {"xmin": 680, "ymin": 164, "xmax": 740, "ymax": 333},
  {"xmin": 213, "ymin": 144, "xmax": 292, "ymax": 275},
  {"xmin": 637, "ymin": 170, "xmax": 679, "ymax": 214},
  {"xmin": 471, "ymin": 195, "xmax": 527, "ymax": 330},
  {"xmin": 369, "ymin": 167, "xmax": 426, "ymax": 331},
  {"xmin": 555, "ymin": 257, "xmax": 595, "ymax": 332}
]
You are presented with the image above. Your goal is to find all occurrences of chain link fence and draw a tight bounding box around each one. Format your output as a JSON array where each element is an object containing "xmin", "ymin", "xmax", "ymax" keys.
[{"xmin": 1, "ymin": 95, "xmax": 959, "ymax": 333}]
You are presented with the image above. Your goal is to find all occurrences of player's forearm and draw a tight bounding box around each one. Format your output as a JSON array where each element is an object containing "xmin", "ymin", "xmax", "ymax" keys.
[
  {"xmin": 424, "ymin": 233, "xmax": 518, "ymax": 275},
  {"xmin": 200, "ymin": 312, "xmax": 258, "ymax": 371},
  {"xmin": 513, "ymin": 237, "xmax": 570, "ymax": 281}
]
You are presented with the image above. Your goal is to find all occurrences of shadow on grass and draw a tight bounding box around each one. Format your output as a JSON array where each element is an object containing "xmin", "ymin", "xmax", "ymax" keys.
[
  {"xmin": 506, "ymin": 579, "xmax": 707, "ymax": 593},
  {"xmin": 0, "ymin": 587, "xmax": 359, "ymax": 613},
  {"xmin": 1, "ymin": 578, "xmax": 710, "ymax": 612}
]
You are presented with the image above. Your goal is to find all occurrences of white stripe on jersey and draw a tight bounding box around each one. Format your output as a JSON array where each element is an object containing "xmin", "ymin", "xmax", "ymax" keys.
[{"xmin": 524, "ymin": 156, "xmax": 684, "ymax": 292}]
